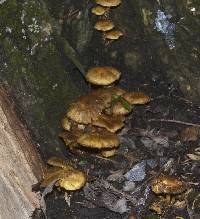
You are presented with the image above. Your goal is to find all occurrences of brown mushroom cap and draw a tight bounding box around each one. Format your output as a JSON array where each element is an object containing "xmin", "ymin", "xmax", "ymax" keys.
[
  {"xmin": 112, "ymin": 101, "xmax": 132, "ymax": 116},
  {"xmin": 77, "ymin": 129, "xmax": 120, "ymax": 149},
  {"xmin": 59, "ymin": 170, "xmax": 86, "ymax": 191},
  {"xmin": 47, "ymin": 156, "xmax": 75, "ymax": 169},
  {"xmin": 94, "ymin": 20, "xmax": 114, "ymax": 31},
  {"xmin": 61, "ymin": 116, "xmax": 71, "ymax": 131},
  {"xmin": 105, "ymin": 30, "xmax": 123, "ymax": 40},
  {"xmin": 91, "ymin": 6, "xmax": 109, "ymax": 16},
  {"xmin": 96, "ymin": 0, "xmax": 121, "ymax": 7},
  {"xmin": 40, "ymin": 166, "xmax": 86, "ymax": 191},
  {"xmin": 91, "ymin": 87, "xmax": 126, "ymax": 107},
  {"xmin": 86, "ymin": 66, "xmax": 121, "ymax": 85},
  {"xmin": 122, "ymin": 92, "xmax": 150, "ymax": 105},
  {"xmin": 151, "ymin": 175, "xmax": 187, "ymax": 195},
  {"xmin": 67, "ymin": 93, "xmax": 107, "ymax": 124},
  {"xmin": 92, "ymin": 114, "xmax": 124, "ymax": 132}
]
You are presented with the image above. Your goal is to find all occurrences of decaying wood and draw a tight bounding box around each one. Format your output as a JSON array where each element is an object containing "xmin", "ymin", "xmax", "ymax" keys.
[{"xmin": 0, "ymin": 86, "xmax": 45, "ymax": 219}]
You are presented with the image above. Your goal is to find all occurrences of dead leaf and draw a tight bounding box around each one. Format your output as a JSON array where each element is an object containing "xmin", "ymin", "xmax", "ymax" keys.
[
  {"xmin": 180, "ymin": 127, "xmax": 198, "ymax": 142},
  {"xmin": 107, "ymin": 170, "xmax": 124, "ymax": 182},
  {"xmin": 187, "ymin": 153, "xmax": 200, "ymax": 161}
]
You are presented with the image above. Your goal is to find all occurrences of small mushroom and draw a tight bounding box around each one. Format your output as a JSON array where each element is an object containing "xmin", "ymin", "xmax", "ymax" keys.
[
  {"xmin": 94, "ymin": 20, "xmax": 114, "ymax": 32},
  {"xmin": 85, "ymin": 66, "xmax": 121, "ymax": 86},
  {"xmin": 77, "ymin": 128, "xmax": 120, "ymax": 149},
  {"xmin": 104, "ymin": 30, "xmax": 123, "ymax": 40},
  {"xmin": 67, "ymin": 93, "xmax": 107, "ymax": 124},
  {"xmin": 91, "ymin": 5, "xmax": 109, "ymax": 16},
  {"xmin": 100, "ymin": 148, "xmax": 117, "ymax": 157},
  {"xmin": 149, "ymin": 195, "xmax": 172, "ymax": 215},
  {"xmin": 61, "ymin": 116, "xmax": 71, "ymax": 131},
  {"xmin": 151, "ymin": 175, "xmax": 187, "ymax": 195},
  {"xmin": 40, "ymin": 157, "xmax": 86, "ymax": 191},
  {"xmin": 112, "ymin": 101, "xmax": 132, "ymax": 116},
  {"xmin": 122, "ymin": 92, "xmax": 150, "ymax": 105},
  {"xmin": 47, "ymin": 156, "xmax": 75, "ymax": 169},
  {"xmin": 92, "ymin": 113, "xmax": 125, "ymax": 132},
  {"xmin": 96, "ymin": 0, "xmax": 122, "ymax": 7},
  {"xmin": 58, "ymin": 170, "xmax": 86, "ymax": 191},
  {"xmin": 91, "ymin": 87, "xmax": 126, "ymax": 107}
]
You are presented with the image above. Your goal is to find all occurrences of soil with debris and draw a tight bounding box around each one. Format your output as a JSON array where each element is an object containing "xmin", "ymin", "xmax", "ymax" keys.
[
  {"xmin": 32, "ymin": 71, "xmax": 200, "ymax": 218},
  {"xmin": 25, "ymin": 1, "xmax": 200, "ymax": 219}
]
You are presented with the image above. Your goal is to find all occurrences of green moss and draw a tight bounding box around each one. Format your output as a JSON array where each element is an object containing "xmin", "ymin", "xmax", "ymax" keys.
[{"xmin": 0, "ymin": 0, "xmax": 81, "ymax": 157}]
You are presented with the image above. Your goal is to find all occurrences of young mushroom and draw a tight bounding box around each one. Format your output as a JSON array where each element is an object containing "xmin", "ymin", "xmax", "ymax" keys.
[
  {"xmin": 91, "ymin": 5, "xmax": 109, "ymax": 16},
  {"xmin": 85, "ymin": 66, "xmax": 121, "ymax": 86},
  {"xmin": 122, "ymin": 92, "xmax": 150, "ymax": 105},
  {"xmin": 40, "ymin": 157, "xmax": 86, "ymax": 191},
  {"xmin": 77, "ymin": 128, "xmax": 120, "ymax": 149},
  {"xmin": 61, "ymin": 116, "xmax": 71, "ymax": 131},
  {"xmin": 104, "ymin": 30, "xmax": 123, "ymax": 40},
  {"xmin": 96, "ymin": 0, "xmax": 122, "ymax": 8},
  {"xmin": 112, "ymin": 101, "xmax": 133, "ymax": 116},
  {"xmin": 100, "ymin": 148, "xmax": 117, "ymax": 157},
  {"xmin": 151, "ymin": 175, "xmax": 187, "ymax": 195},
  {"xmin": 67, "ymin": 93, "xmax": 107, "ymax": 124},
  {"xmin": 91, "ymin": 87, "xmax": 126, "ymax": 107},
  {"xmin": 92, "ymin": 113, "xmax": 125, "ymax": 132},
  {"xmin": 94, "ymin": 20, "xmax": 114, "ymax": 32}
]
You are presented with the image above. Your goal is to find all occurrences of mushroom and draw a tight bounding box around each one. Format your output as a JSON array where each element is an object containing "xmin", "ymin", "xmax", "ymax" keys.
[
  {"xmin": 112, "ymin": 101, "xmax": 132, "ymax": 116},
  {"xmin": 151, "ymin": 175, "xmax": 187, "ymax": 195},
  {"xmin": 47, "ymin": 156, "xmax": 75, "ymax": 169},
  {"xmin": 59, "ymin": 131, "xmax": 79, "ymax": 149},
  {"xmin": 77, "ymin": 128, "xmax": 120, "ymax": 149},
  {"xmin": 96, "ymin": 0, "xmax": 122, "ymax": 7},
  {"xmin": 40, "ymin": 157, "xmax": 86, "ymax": 191},
  {"xmin": 67, "ymin": 93, "xmax": 107, "ymax": 124},
  {"xmin": 122, "ymin": 92, "xmax": 150, "ymax": 105},
  {"xmin": 100, "ymin": 148, "xmax": 117, "ymax": 157},
  {"xmin": 94, "ymin": 20, "xmax": 114, "ymax": 32},
  {"xmin": 91, "ymin": 87, "xmax": 126, "ymax": 107},
  {"xmin": 92, "ymin": 113, "xmax": 125, "ymax": 132},
  {"xmin": 61, "ymin": 116, "xmax": 71, "ymax": 131},
  {"xmin": 59, "ymin": 126, "xmax": 85, "ymax": 152},
  {"xmin": 85, "ymin": 66, "xmax": 121, "ymax": 86},
  {"xmin": 104, "ymin": 30, "xmax": 123, "ymax": 40},
  {"xmin": 91, "ymin": 5, "xmax": 109, "ymax": 16}
]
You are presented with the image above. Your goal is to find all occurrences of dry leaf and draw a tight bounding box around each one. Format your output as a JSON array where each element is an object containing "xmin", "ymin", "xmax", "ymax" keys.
[
  {"xmin": 187, "ymin": 153, "xmax": 200, "ymax": 161},
  {"xmin": 180, "ymin": 127, "xmax": 198, "ymax": 142}
]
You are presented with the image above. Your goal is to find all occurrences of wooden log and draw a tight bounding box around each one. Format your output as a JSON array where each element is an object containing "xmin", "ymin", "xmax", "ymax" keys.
[{"xmin": 0, "ymin": 86, "xmax": 45, "ymax": 219}]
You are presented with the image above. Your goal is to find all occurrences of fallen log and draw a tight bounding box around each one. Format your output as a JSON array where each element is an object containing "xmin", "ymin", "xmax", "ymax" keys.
[{"xmin": 0, "ymin": 86, "xmax": 45, "ymax": 219}]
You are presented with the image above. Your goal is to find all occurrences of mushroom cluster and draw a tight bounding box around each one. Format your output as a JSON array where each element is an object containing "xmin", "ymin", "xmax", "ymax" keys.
[
  {"xmin": 60, "ymin": 66, "xmax": 150, "ymax": 157},
  {"xmin": 91, "ymin": 0, "xmax": 123, "ymax": 43},
  {"xmin": 40, "ymin": 157, "xmax": 86, "ymax": 191}
]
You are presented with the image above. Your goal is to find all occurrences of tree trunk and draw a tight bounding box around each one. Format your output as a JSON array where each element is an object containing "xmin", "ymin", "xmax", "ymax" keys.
[{"xmin": 0, "ymin": 86, "xmax": 45, "ymax": 219}]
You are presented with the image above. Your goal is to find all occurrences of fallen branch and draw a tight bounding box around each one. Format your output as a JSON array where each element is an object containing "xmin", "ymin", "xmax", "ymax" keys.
[{"xmin": 149, "ymin": 119, "xmax": 200, "ymax": 128}]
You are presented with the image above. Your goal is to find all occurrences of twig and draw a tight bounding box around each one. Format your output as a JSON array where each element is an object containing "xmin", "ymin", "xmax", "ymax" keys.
[
  {"xmin": 149, "ymin": 119, "xmax": 200, "ymax": 128},
  {"xmin": 93, "ymin": 155, "xmax": 119, "ymax": 165}
]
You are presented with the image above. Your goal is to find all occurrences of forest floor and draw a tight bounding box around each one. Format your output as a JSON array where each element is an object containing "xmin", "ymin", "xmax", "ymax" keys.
[{"xmin": 32, "ymin": 69, "xmax": 200, "ymax": 219}]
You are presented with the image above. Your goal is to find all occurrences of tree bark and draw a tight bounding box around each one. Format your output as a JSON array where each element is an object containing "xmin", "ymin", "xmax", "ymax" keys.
[{"xmin": 0, "ymin": 86, "xmax": 45, "ymax": 219}]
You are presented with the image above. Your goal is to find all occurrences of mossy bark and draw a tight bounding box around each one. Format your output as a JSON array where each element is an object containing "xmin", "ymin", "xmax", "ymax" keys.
[{"xmin": 0, "ymin": 0, "xmax": 87, "ymax": 158}]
